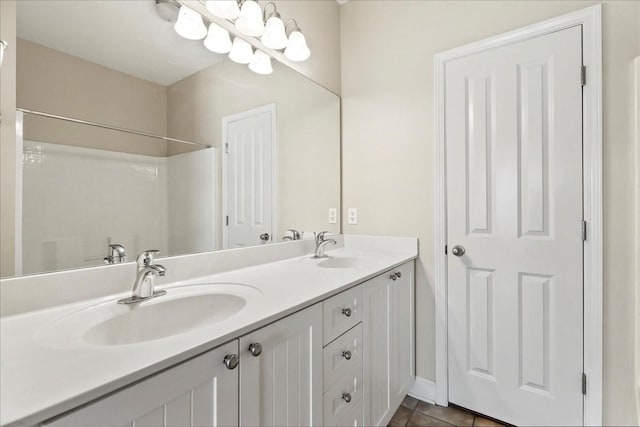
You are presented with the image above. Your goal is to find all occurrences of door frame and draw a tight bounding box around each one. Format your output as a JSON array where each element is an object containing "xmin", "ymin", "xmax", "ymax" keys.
[
  {"xmin": 221, "ymin": 103, "xmax": 277, "ymax": 250},
  {"xmin": 433, "ymin": 5, "xmax": 602, "ymax": 425}
]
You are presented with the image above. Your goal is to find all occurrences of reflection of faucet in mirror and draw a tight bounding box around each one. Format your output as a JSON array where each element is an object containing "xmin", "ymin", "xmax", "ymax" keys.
[
  {"xmin": 104, "ymin": 244, "xmax": 128, "ymax": 264},
  {"xmin": 118, "ymin": 250, "xmax": 167, "ymax": 304},
  {"xmin": 283, "ymin": 229, "xmax": 302, "ymax": 241},
  {"xmin": 312, "ymin": 231, "xmax": 337, "ymax": 259}
]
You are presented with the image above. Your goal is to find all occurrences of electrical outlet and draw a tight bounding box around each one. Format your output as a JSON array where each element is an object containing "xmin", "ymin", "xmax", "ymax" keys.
[
  {"xmin": 348, "ymin": 208, "xmax": 358, "ymax": 225},
  {"xmin": 328, "ymin": 208, "xmax": 337, "ymax": 224}
]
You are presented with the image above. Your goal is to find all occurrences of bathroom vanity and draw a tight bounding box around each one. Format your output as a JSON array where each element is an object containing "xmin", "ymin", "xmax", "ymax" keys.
[{"xmin": 0, "ymin": 235, "xmax": 417, "ymax": 427}]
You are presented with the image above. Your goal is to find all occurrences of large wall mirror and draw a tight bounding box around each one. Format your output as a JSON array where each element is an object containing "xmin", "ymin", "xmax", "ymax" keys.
[{"xmin": 6, "ymin": 0, "xmax": 340, "ymax": 277}]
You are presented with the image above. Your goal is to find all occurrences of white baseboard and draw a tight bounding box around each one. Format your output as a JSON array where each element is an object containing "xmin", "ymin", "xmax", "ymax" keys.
[{"xmin": 408, "ymin": 377, "xmax": 436, "ymax": 404}]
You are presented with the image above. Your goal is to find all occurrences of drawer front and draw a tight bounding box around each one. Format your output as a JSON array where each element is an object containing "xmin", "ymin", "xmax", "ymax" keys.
[
  {"xmin": 323, "ymin": 285, "xmax": 363, "ymax": 345},
  {"xmin": 323, "ymin": 323, "xmax": 363, "ymax": 392},
  {"xmin": 323, "ymin": 366, "xmax": 363, "ymax": 427},
  {"xmin": 337, "ymin": 397, "xmax": 363, "ymax": 427}
]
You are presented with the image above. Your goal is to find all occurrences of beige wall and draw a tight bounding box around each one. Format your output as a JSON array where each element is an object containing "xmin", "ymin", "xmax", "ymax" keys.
[
  {"xmin": 340, "ymin": 1, "xmax": 640, "ymax": 425},
  {"xmin": 167, "ymin": 59, "xmax": 340, "ymax": 249},
  {"xmin": 271, "ymin": 0, "xmax": 342, "ymax": 95},
  {"xmin": 1, "ymin": 1, "xmax": 18, "ymax": 277},
  {"xmin": 17, "ymin": 39, "xmax": 168, "ymax": 157}
]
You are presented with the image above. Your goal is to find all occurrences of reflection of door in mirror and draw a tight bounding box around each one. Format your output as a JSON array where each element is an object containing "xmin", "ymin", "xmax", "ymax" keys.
[{"xmin": 223, "ymin": 105, "xmax": 276, "ymax": 249}]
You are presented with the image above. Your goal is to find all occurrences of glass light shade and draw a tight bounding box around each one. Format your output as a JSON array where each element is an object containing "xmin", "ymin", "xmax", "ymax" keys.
[
  {"xmin": 228, "ymin": 37, "xmax": 254, "ymax": 64},
  {"xmin": 205, "ymin": 0, "xmax": 240, "ymax": 20},
  {"xmin": 284, "ymin": 31, "xmax": 310, "ymax": 62},
  {"xmin": 249, "ymin": 50, "xmax": 273, "ymax": 75},
  {"xmin": 235, "ymin": 0, "xmax": 264, "ymax": 37},
  {"xmin": 174, "ymin": 5, "xmax": 207, "ymax": 40},
  {"xmin": 261, "ymin": 16, "xmax": 287, "ymax": 50},
  {"xmin": 204, "ymin": 23, "xmax": 232, "ymax": 54}
]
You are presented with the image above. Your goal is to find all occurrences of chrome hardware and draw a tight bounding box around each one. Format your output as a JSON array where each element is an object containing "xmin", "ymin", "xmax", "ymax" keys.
[
  {"xmin": 260, "ymin": 233, "xmax": 270, "ymax": 242},
  {"xmin": 342, "ymin": 350, "xmax": 352, "ymax": 360},
  {"xmin": 396, "ymin": 272, "xmax": 402, "ymax": 278},
  {"xmin": 342, "ymin": 307, "xmax": 352, "ymax": 317},
  {"xmin": 223, "ymin": 354, "xmax": 239, "ymax": 370},
  {"xmin": 342, "ymin": 393, "xmax": 352, "ymax": 403},
  {"xmin": 312, "ymin": 231, "xmax": 337, "ymax": 258},
  {"xmin": 451, "ymin": 245, "xmax": 465, "ymax": 257},
  {"xmin": 118, "ymin": 250, "xmax": 167, "ymax": 304},
  {"xmin": 104, "ymin": 244, "xmax": 128, "ymax": 264},
  {"xmin": 391, "ymin": 273, "xmax": 398, "ymax": 281},
  {"xmin": 283, "ymin": 229, "xmax": 302, "ymax": 241},
  {"xmin": 248, "ymin": 342, "xmax": 263, "ymax": 357}
]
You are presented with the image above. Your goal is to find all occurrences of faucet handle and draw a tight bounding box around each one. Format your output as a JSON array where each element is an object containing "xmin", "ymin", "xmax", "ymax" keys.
[
  {"xmin": 286, "ymin": 229, "xmax": 301, "ymax": 240},
  {"xmin": 316, "ymin": 231, "xmax": 329, "ymax": 242},
  {"xmin": 136, "ymin": 250, "xmax": 160, "ymax": 266}
]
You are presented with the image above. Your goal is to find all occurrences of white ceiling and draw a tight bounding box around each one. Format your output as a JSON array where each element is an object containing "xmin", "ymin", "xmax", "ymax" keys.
[{"xmin": 17, "ymin": 0, "xmax": 226, "ymax": 86}]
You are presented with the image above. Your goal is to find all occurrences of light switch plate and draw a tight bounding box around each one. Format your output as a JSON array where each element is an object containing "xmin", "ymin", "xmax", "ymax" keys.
[
  {"xmin": 329, "ymin": 208, "xmax": 337, "ymax": 224},
  {"xmin": 348, "ymin": 208, "xmax": 358, "ymax": 225}
]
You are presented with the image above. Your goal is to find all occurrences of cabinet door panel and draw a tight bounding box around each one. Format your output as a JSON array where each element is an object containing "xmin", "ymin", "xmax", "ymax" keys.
[
  {"xmin": 362, "ymin": 273, "xmax": 392, "ymax": 427},
  {"xmin": 240, "ymin": 304, "xmax": 323, "ymax": 427},
  {"xmin": 390, "ymin": 261, "xmax": 415, "ymax": 407},
  {"xmin": 44, "ymin": 341, "xmax": 239, "ymax": 427}
]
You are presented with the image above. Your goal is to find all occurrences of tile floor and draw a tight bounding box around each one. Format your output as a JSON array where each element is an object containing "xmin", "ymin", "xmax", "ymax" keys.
[{"xmin": 389, "ymin": 396, "xmax": 508, "ymax": 427}]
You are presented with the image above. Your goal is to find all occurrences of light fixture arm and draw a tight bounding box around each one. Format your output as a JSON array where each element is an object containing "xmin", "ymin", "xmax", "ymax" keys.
[
  {"xmin": 263, "ymin": 2, "xmax": 279, "ymax": 21},
  {"xmin": 284, "ymin": 19, "xmax": 301, "ymax": 37}
]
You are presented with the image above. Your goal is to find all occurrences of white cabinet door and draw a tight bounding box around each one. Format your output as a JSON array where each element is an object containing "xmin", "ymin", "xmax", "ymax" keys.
[
  {"xmin": 363, "ymin": 261, "xmax": 415, "ymax": 427},
  {"xmin": 390, "ymin": 262, "xmax": 415, "ymax": 407},
  {"xmin": 44, "ymin": 341, "xmax": 240, "ymax": 427},
  {"xmin": 239, "ymin": 303, "xmax": 323, "ymax": 427}
]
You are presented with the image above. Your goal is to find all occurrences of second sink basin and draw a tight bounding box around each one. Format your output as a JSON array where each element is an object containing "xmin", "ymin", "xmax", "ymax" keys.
[
  {"xmin": 38, "ymin": 283, "xmax": 262, "ymax": 348},
  {"xmin": 317, "ymin": 257, "xmax": 363, "ymax": 269}
]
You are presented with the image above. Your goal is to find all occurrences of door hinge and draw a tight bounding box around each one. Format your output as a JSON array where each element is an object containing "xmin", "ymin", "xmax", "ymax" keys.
[
  {"xmin": 582, "ymin": 220, "xmax": 587, "ymax": 241},
  {"xmin": 582, "ymin": 373, "xmax": 587, "ymax": 395},
  {"xmin": 445, "ymin": 245, "xmax": 448, "ymax": 255},
  {"xmin": 226, "ymin": 215, "xmax": 229, "ymax": 226},
  {"xmin": 581, "ymin": 65, "xmax": 586, "ymax": 86},
  {"xmin": 225, "ymin": 143, "xmax": 229, "ymax": 154}
]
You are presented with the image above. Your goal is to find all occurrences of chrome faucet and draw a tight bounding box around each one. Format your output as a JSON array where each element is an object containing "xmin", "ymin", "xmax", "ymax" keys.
[
  {"xmin": 104, "ymin": 244, "xmax": 127, "ymax": 264},
  {"xmin": 118, "ymin": 250, "xmax": 167, "ymax": 304},
  {"xmin": 312, "ymin": 231, "xmax": 337, "ymax": 259},
  {"xmin": 283, "ymin": 229, "xmax": 302, "ymax": 241}
]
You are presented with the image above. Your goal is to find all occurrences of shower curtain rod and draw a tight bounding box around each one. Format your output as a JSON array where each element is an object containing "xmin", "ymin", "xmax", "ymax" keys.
[{"xmin": 17, "ymin": 108, "xmax": 212, "ymax": 149}]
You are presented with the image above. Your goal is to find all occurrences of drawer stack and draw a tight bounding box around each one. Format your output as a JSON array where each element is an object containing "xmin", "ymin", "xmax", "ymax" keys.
[{"xmin": 322, "ymin": 285, "xmax": 364, "ymax": 426}]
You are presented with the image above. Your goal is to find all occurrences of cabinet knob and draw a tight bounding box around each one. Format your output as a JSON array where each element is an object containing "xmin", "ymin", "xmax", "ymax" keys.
[
  {"xmin": 391, "ymin": 273, "xmax": 398, "ymax": 281},
  {"xmin": 396, "ymin": 272, "xmax": 402, "ymax": 278},
  {"xmin": 248, "ymin": 342, "xmax": 263, "ymax": 357},
  {"xmin": 342, "ymin": 307, "xmax": 352, "ymax": 317},
  {"xmin": 223, "ymin": 354, "xmax": 239, "ymax": 370},
  {"xmin": 342, "ymin": 350, "xmax": 352, "ymax": 360},
  {"xmin": 342, "ymin": 392, "xmax": 352, "ymax": 403}
]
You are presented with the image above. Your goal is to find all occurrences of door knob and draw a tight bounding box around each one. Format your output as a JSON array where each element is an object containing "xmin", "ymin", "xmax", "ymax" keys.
[
  {"xmin": 451, "ymin": 245, "xmax": 465, "ymax": 257},
  {"xmin": 223, "ymin": 354, "xmax": 239, "ymax": 370},
  {"xmin": 248, "ymin": 342, "xmax": 263, "ymax": 356},
  {"xmin": 259, "ymin": 233, "xmax": 270, "ymax": 241}
]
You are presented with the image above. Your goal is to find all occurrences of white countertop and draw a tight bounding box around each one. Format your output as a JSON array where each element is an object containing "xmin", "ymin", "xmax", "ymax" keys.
[{"xmin": 1, "ymin": 239, "xmax": 417, "ymax": 427}]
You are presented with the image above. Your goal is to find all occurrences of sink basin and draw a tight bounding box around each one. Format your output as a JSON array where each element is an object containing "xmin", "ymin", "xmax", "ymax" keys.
[
  {"xmin": 85, "ymin": 293, "xmax": 246, "ymax": 346},
  {"xmin": 317, "ymin": 257, "xmax": 362, "ymax": 269},
  {"xmin": 38, "ymin": 283, "xmax": 261, "ymax": 348}
]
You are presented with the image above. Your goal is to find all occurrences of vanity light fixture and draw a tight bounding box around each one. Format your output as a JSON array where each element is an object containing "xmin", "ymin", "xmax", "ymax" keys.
[
  {"xmin": 248, "ymin": 50, "xmax": 273, "ymax": 75},
  {"xmin": 205, "ymin": 0, "xmax": 240, "ymax": 20},
  {"xmin": 204, "ymin": 22, "xmax": 233, "ymax": 53},
  {"xmin": 174, "ymin": 4, "xmax": 207, "ymax": 40},
  {"xmin": 228, "ymin": 37, "xmax": 254, "ymax": 64},
  {"xmin": 261, "ymin": 3, "xmax": 287, "ymax": 50},
  {"xmin": 235, "ymin": 0, "xmax": 265, "ymax": 37},
  {"xmin": 284, "ymin": 19, "xmax": 310, "ymax": 62}
]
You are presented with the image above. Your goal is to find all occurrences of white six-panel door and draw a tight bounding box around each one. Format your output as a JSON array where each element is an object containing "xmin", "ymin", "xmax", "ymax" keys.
[
  {"xmin": 445, "ymin": 26, "xmax": 584, "ymax": 426},
  {"xmin": 224, "ymin": 106, "xmax": 274, "ymax": 249}
]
